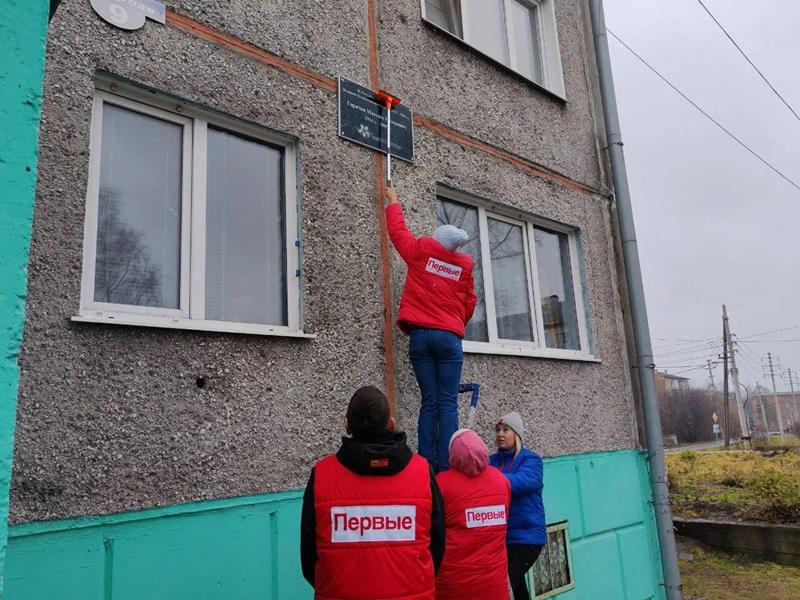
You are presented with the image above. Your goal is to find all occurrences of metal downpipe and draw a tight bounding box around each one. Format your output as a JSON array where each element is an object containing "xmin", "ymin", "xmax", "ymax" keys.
[{"xmin": 588, "ymin": 1, "xmax": 682, "ymax": 598}]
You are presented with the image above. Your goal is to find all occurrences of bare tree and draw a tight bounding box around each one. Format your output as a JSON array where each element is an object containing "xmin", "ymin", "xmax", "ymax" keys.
[
  {"xmin": 658, "ymin": 385, "xmax": 741, "ymax": 444},
  {"xmin": 95, "ymin": 187, "xmax": 161, "ymax": 307}
]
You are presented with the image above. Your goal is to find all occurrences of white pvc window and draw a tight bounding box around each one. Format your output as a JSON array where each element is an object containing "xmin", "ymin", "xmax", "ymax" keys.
[
  {"xmin": 437, "ymin": 194, "xmax": 592, "ymax": 360},
  {"xmin": 422, "ymin": 0, "xmax": 565, "ymax": 97},
  {"xmin": 78, "ymin": 85, "xmax": 305, "ymax": 337}
]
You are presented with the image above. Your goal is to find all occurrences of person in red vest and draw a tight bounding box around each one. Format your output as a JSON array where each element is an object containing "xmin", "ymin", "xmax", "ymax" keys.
[
  {"xmin": 300, "ymin": 385, "xmax": 445, "ymax": 600},
  {"xmin": 385, "ymin": 185, "xmax": 477, "ymax": 473},
  {"xmin": 435, "ymin": 429, "xmax": 511, "ymax": 600}
]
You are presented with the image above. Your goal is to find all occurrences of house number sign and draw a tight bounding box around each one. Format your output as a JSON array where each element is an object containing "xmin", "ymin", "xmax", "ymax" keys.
[{"xmin": 90, "ymin": 0, "xmax": 166, "ymax": 31}]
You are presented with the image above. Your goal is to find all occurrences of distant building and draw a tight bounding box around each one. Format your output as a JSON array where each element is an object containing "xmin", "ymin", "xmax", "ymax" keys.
[
  {"xmin": 655, "ymin": 371, "xmax": 690, "ymax": 398},
  {"xmin": 751, "ymin": 388, "xmax": 800, "ymax": 433}
]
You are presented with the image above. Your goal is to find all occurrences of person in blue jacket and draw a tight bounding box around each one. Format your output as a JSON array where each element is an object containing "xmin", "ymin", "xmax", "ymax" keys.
[{"xmin": 489, "ymin": 411, "xmax": 545, "ymax": 600}]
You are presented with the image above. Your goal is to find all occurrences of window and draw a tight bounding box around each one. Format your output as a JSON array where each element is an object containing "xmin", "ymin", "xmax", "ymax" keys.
[
  {"xmin": 529, "ymin": 521, "xmax": 575, "ymax": 598},
  {"xmin": 421, "ymin": 0, "xmax": 565, "ymax": 97},
  {"xmin": 77, "ymin": 84, "xmax": 305, "ymax": 337},
  {"xmin": 437, "ymin": 194, "xmax": 592, "ymax": 359}
]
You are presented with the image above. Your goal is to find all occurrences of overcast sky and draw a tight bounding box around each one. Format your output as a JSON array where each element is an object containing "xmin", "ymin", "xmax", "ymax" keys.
[{"xmin": 602, "ymin": 0, "xmax": 800, "ymax": 392}]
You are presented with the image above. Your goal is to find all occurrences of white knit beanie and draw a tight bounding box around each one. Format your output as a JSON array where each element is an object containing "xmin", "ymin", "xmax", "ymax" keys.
[
  {"xmin": 433, "ymin": 225, "xmax": 469, "ymax": 251},
  {"xmin": 497, "ymin": 411, "xmax": 524, "ymax": 442}
]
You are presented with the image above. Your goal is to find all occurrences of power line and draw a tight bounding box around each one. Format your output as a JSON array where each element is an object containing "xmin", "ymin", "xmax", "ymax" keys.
[
  {"xmin": 655, "ymin": 341, "xmax": 721, "ymax": 358},
  {"xmin": 737, "ymin": 339, "xmax": 800, "ymax": 343},
  {"xmin": 735, "ymin": 349, "xmax": 763, "ymax": 383},
  {"xmin": 739, "ymin": 323, "xmax": 800, "ymax": 339},
  {"xmin": 734, "ymin": 340, "xmax": 771, "ymax": 385},
  {"xmin": 658, "ymin": 363, "xmax": 717, "ymax": 369},
  {"xmin": 652, "ymin": 336, "xmax": 718, "ymax": 351},
  {"xmin": 673, "ymin": 365, "xmax": 710, "ymax": 375},
  {"xmin": 606, "ymin": 28, "xmax": 800, "ymax": 193},
  {"xmin": 653, "ymin": 336, "xmax": 714, "ymax": 343},
  {"xmin": 696, "ymin": 0, "xmax": 800, "ymax": 125},
  {"xmin": 735, "ymin": 339, "xmax": 764, "ymax": 363}
]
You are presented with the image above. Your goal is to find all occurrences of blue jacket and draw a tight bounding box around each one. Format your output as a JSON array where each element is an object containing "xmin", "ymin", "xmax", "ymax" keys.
[{"xmin": 489, "ymin": 447, "xmax": 546, "ymax": 546}]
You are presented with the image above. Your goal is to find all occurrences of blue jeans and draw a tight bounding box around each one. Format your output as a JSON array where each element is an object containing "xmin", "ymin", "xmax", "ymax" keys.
[{"xmin": 409, "ymin": 328, "xmax": 464, "ymax": 472}]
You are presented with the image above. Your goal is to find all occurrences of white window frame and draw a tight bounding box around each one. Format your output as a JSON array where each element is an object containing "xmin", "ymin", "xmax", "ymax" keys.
[
  {"xmin": 421, "ymin": 0, "xmax": 566, "ymax": 98},
  {"xmin": 439, "ymin": 190, "xmax": 595, "ymax": 361},
  {"xmin": 75, "ymin": 81, "xmax": 312, "ymax": 339}
]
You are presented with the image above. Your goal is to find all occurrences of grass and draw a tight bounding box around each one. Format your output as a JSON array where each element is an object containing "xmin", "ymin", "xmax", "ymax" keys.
[
  {"xmin": 706, "ymin": 434, "xmax": 800, "ymax": 452},
  {"xmin": 666, "ymin": 450, "xmax": 800, "ymax": 522},
  {"xmin": 679, "ymin": 536, "xmax": 800, "ymax": 600},
  {"xmin": 754, "ymin": 434, "xmax": 800, "ymax": 450}
]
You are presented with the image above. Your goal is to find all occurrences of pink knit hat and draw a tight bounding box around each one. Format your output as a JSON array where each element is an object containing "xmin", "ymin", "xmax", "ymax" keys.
[{"xmin": 448, "ymin": 429, "xmax": 489, "ymax": 476}]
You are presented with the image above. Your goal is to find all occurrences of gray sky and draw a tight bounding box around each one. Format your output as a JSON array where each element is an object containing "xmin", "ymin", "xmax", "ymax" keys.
[{"xmin": 603, "ymin": 0, "xmax": 800, "ymax": 392}]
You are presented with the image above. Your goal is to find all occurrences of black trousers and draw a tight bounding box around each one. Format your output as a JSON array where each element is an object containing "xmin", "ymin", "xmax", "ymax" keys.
[{"xmin": 507, "ymin": 544, "xmax": 543, "ymax": 600}]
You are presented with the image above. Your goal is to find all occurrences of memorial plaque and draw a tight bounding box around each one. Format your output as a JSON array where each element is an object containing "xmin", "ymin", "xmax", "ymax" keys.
[{"xmin": 338, "ymin": 77, "xmax": 414, "ymax": 163}]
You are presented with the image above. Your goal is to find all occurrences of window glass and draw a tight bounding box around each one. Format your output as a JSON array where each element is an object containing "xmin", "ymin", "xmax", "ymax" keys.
[
  {"xmin": 206, "ymin": 128, "xmax": 287, "ymax": 325},
  {"xmin": 531, "ymin": 523, "xmax": 574, "ymax": 596},
  {"xmin": 94, "ymin": 104, "xmax": 182, "ymax": 309},
  {"xmin": 534, "ymin": 227, "xmax": 580, "ymax": 350},
  {"xmin": 462, "ymin": 0, "xmax": 508, "ymax": 64},
  {"xmin": 488, "ymin": 217, "xmax": 533, "ymax": 341},
  {"xmin": 510, "ymin": 0, "xmax": 544, "ymax": 84},
  {"xmin": 424, "ymin": 0, "xmax": 462, "ymax": 37},
  {"xmin": 437, "ymin": 199, "xmax": 487, "ymax": 342},
  {"xmin": 435, "ymin": 196, "xmax": 589, "ymax": 354}
]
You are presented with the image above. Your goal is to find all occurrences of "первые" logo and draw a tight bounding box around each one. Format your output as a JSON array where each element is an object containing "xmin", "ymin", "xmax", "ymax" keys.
[
  {"xmin": 465, "ymin": 505, "xmax": 506, "ymax": 528},
  {"xmin": 331, "ymin": 505, "xmax": 416, "ymax": 542},
  {"xmin": 425, "ymin": 258, "xmax": 462, "ymax": 281}
]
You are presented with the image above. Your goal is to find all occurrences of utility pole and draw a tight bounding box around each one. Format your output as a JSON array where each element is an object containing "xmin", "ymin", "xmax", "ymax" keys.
[
  {"xmin": 706, "ymin": 359, "xmax": 716, "ymax": 390},
  {"xmin": 787, "ymin": 368, "xmax": 799, "ymax": 425},
  {"xmin": 789, "ymin": 369, "xmax": 800, "ymax": 425},
  {"xmin": 754, "ymin": 383, "xmax": 769, "ymax": 436},
  {"xmin": 722, "ymin": 306, "xmax": 730, "ymax": 449},
  {"xmin": 766, "ymin": 353, "xmax": 785, "ymax": 444},
  {"xmin": 724, "ymin": 321, "xmax": 749, "ymax": 441}
]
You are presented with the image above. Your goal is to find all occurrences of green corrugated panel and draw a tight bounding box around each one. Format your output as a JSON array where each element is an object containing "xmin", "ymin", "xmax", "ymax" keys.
[
  {"xmin": 7, "ymin": 493, "xmax": 311, "ymax": 600},
  {"xmin": 7, "ymin": 450, "xmax": 665, "ymax": 599}
]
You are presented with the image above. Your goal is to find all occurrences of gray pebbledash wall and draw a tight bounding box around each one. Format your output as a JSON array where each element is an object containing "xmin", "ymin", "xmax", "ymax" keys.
[{"xmin": 12, "ymin": 0, "xmax": 638, "ymax": 524}]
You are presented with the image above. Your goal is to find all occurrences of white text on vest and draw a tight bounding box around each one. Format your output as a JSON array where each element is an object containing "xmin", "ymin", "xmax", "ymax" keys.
[
  {"xmin": 425, "ymin": 258, "xmax": 462, "ymax": 281},
  {"xmin": 331, "ymin": 505, "xmax": 417, "ymax": 542},
  {"xmin": 465, "ymin": 505, "xmax": 506, "ymax": 528}
]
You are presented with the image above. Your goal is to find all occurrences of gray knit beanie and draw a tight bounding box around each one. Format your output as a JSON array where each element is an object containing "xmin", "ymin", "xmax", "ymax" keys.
[
  {"xmin": 497, "ymin": 411, "xmax": 524, "ymax": 442},
  {"xmin": 433, "ymin": 225, "xmax": 469, "ymax": 251}
]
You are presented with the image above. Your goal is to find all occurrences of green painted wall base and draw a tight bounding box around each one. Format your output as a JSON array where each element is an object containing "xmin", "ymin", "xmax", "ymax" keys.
[
  {"xmin": 6, "ymin": 450, "xmax": 664, "ymax": 599},
  {"xmin": 0, "ymin": 0, "xmax": 50, "ymax": 593}
]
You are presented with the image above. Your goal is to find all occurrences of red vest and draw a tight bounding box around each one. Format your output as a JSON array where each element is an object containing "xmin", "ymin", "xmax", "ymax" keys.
[
  {"xmin": 313, "ymin": 453, "xmax": 435, "ymax": 600},
  {"xmin": 434, "ymin": 467, "xmax": 511, "ymax": 600},
  {"xmin": 386, "ymin": 204, "xmax": 476, "ymax": 338}
]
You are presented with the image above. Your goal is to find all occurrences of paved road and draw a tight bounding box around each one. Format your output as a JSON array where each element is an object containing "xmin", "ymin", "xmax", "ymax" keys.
[{"xmin": 665, "ymin": 440, "xmax": 722, "ymax": 453}]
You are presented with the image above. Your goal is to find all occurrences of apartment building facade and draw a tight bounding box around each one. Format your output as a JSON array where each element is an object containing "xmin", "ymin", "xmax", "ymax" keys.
[{"xmin": 7, "ymin": 1, "xmax": 667, "ymax": 597}]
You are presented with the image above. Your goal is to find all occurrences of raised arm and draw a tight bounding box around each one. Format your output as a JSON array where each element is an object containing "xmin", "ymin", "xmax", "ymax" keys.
[{"xmin": 385, "ymin": 186, "xmax": 417, "ymax": 263}]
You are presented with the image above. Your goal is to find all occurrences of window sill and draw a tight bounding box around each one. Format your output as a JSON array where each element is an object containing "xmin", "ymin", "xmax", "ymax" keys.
[
  {"xmin": 463, "ymin": 341, "xmax": 599, "ymax": 362},
  {"xmin": 71, "ymin": 313, "xmax": 316, "ymax": 339}
]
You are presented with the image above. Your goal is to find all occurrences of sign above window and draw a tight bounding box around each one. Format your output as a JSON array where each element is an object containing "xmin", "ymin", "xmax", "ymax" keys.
[
  {"xmin": 90, "ymin": 0, "xmax": 165, "ymax": 31},
  {"xmin": 338, "ymin": 78, "xmax": 414, "ymax": 163}
]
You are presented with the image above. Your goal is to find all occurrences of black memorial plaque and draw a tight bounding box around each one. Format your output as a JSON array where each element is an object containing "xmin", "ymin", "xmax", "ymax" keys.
[{"xmin": 338, "ymin": 77, "xmax": 414, "ymax": 162}]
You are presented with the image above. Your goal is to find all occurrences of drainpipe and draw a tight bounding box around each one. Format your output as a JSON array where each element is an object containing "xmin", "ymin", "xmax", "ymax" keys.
[{"xmin": 588, "ymin": 2, "xmax": 682, "ymax": 598}]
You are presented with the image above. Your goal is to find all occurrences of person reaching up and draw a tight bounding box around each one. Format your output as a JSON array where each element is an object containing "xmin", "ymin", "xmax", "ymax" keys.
[{"xmin": 385, "ymin": 185, "xmax": 477, "ymax": 472}]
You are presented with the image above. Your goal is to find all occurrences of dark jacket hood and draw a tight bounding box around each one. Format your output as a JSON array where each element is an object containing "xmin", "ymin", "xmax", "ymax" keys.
[{"xmin": 336, "ymin": 431, "xmax": 414, "ymax": 476}]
